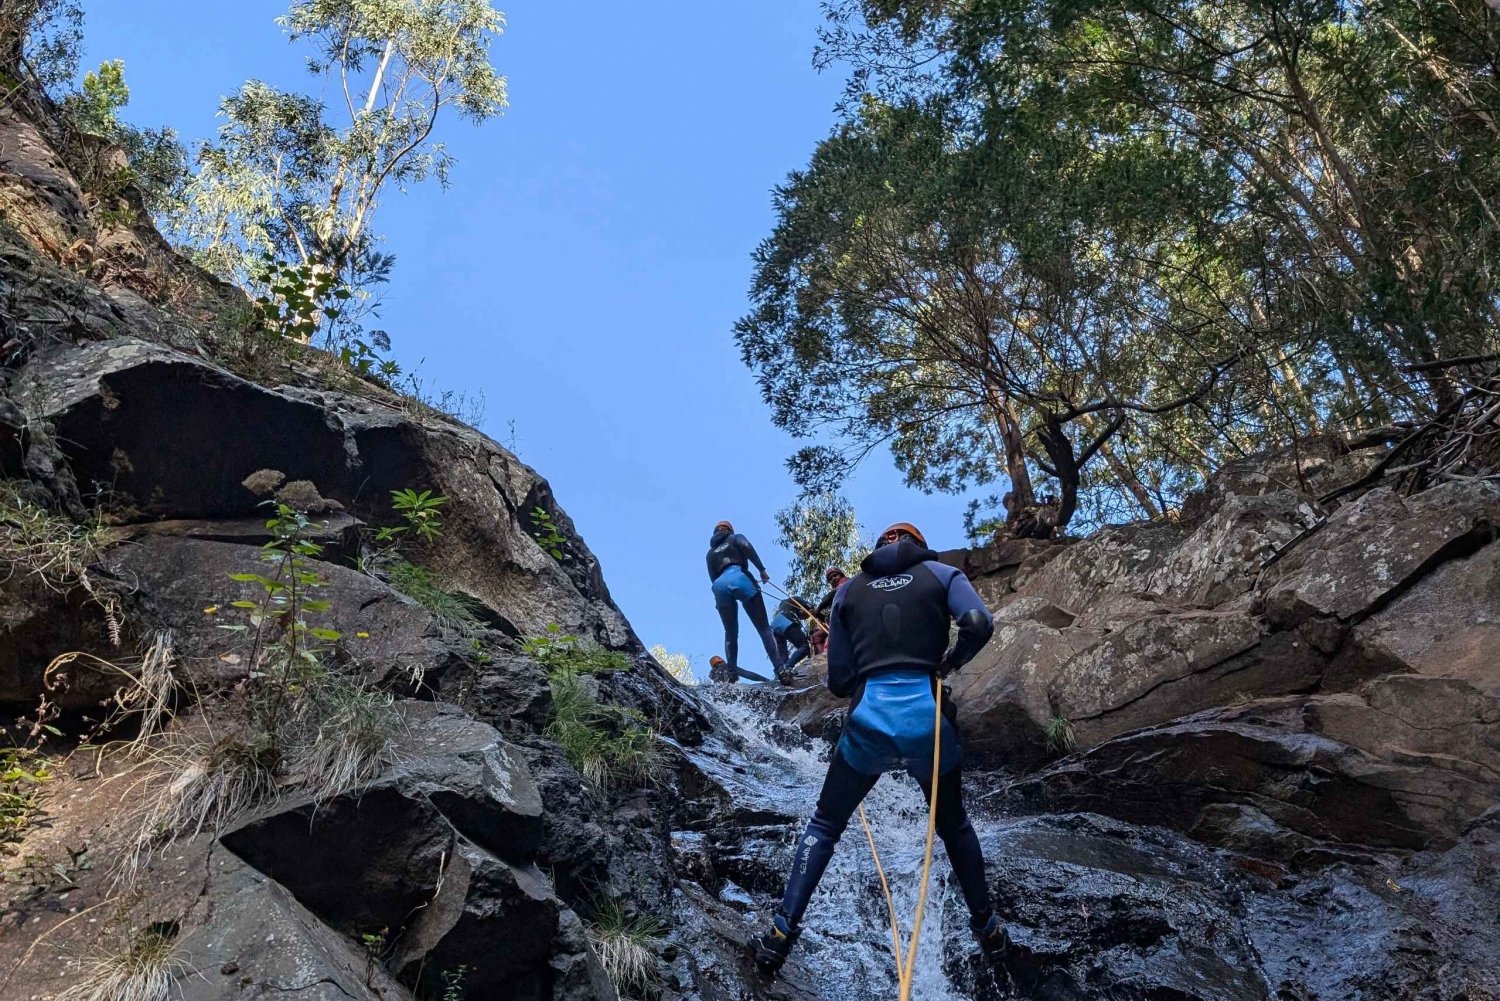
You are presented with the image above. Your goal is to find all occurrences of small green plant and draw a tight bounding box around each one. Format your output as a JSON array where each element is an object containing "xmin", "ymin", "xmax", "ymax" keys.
[
  {"xmin": 252, "ymin": 255, "xmax": 350, "ymax": 344},
  {"xmin": 338, "ymin": 337, "xmax": 402, "ymax": 385},
  {"xmin": 585, "ymin": 897, "xmax": 663, "ymax": 998},
  {"xmin": 131, "ymin": 473, "xmax": 397, "ymax": 868},
  {"xmin": 58, "ymin": 918, "xmax": 184, "ymax": 1001},
  {"xmin": 527, "ymin": 627, "xmax": 661, "ymax": 789},
  {"xmin": 386, "ymin": 560, "xmax": 485, "ymax": 639},
  {"xmin": 1044, "ymin": 715, "xmax": 1077, "ymax": 753},
  {"xmin": 440, "ymin": 965, "xmax": 469, "ymax": 1001},
  {"xmin": 522, "ymin": 624, "xmax": 631, "ymax": 675},
  {"xmin": 529, "ymin": 506, "xmax": 569, "ymax": 562},
  {"xmin": 376, "ymin": 488, "xmax": 447, "ymax": 544},
  {"xmin": 0, "ymin": 748, "xmax": 52, "ymax": 851}
]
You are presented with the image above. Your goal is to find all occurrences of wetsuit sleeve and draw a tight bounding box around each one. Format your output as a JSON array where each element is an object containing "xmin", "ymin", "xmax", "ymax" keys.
[
  {"xmin": 826, "ymin": 585, "xmax": 855, "ymax": 697},
  {"xmin": 924, "ymin": 561, "xmax": 994, "ymax": 673},
  {"xmin": 735, "ymin": 535, "xmax": 769, "ymax": 577}
]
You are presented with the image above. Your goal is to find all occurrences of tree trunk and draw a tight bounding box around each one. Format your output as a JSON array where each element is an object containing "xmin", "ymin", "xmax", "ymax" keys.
[{"xmin": 988, "ymin": 389, "xmax": 1035, "ymax": 507}]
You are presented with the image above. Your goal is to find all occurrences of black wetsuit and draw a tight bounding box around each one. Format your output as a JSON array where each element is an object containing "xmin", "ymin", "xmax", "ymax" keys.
[
  {"xmin": 771, "ymin": 597, "xmax": 813, "ymax": 677},
  {"xmin": 774, "ymin": 539, "xmax": 996, "ymax": 926},
  {"xmin": 706, "ymin": 529, "xmax": 784, "ymax": 679}
]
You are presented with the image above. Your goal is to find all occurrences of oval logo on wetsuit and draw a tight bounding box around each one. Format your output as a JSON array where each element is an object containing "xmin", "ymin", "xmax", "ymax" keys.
[{"xmin": 868, "ymin": 574, "xmax": 913, "ymax": 591}]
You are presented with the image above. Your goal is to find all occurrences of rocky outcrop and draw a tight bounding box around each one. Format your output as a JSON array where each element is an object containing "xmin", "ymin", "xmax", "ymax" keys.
[{"xmin": 17, "ymin": 336, "xmax": 633, "ymax": 647}]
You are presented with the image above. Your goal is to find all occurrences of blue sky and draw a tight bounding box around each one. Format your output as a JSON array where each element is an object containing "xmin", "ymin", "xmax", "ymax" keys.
[{"xmin": 82, "ymin": 1, "xmax": 978, "ymax": 678}]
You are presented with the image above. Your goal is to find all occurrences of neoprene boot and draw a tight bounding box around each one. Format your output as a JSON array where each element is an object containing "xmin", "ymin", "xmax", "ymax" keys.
[
  {"xmin": 752, "ymin": 911, "xmax": 801, "ymax": 975},
  {"xmin": 971, "ymin": 911, "xmax": 1010, "ymax": 965}
]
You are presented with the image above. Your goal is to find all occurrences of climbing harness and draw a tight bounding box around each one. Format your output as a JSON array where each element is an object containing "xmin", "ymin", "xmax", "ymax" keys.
[{"xmin": 763, "ymin": 578, "xmax": 945, "ymax": 995}]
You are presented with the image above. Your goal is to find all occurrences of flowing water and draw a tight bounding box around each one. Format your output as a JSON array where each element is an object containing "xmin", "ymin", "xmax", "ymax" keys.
[{"xmin": 685, "ymin": 682, "xmax": 980, "ymax": 1001}]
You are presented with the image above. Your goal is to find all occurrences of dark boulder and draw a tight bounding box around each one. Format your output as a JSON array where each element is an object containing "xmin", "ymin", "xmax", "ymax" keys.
[{"xmin": 1006, "ymin": 690, "xmax": 1498, "ymax": 854}]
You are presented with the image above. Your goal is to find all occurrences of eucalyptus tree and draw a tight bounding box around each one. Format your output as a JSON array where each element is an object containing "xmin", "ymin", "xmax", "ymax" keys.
[
  {"xmin": 775, "ymin": 492, "xmax": 871, "ymax": 599},
  {"xmin": 173, "ymin": 0, "xmax": 508, "ymax": 337}
]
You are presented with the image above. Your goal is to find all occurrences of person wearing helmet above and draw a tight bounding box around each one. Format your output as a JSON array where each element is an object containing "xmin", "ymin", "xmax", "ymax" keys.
[
  {"xmin": 814, "ymin": 565, "xmax": 849, "ymax": 620},
  {"xmin": 808, "ymin": 566, "xmax": 848, "ymax": 656},
  {"xmin": 708, "ymin": 655, "xmax": 772, "ymax": 685},
  {"xmin": 769, "ymin": 595, "xmax": 815, "ymax": 684},
  {"xmin": 753, "ymin": 522, "xmax": 1008, "ymax": 976},
  {"xmin": 706, "ymin": 520, "xmax": 785, "ymax": 681}
]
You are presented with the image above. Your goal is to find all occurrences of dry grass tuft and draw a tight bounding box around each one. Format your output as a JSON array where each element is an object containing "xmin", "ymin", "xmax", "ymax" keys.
[{"xmin": 57, "ymin": 919, "xmax": 185, "ymax": 1001}]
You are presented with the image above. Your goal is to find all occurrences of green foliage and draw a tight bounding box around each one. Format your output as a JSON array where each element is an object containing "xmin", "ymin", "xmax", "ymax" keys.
[
  {"xmin": 251, "ymin": 255, "xmax": 349, "ymax": 344},
  {"xmin": 0, "ymin": 481, "xmax": 107, "ymax": 597},
  {"xmin": 170, "ymin": 0, "xmax": 509, "ymax": 346},
  {"xmin": 526, "ymin": 627, "xmax": 661, "ymax": 790},
  {"xmin": 529, "ymin": 506, "xmax": 569, "ymax": 562},
  {"xmin": 585, "ymin": 897, "xmax": 663, "ymax": 997},
  {"xmin": 522, "ymin": 624, "xmax": 631, "ymax": 675},
  {"xmin": 57, "ymin": 59, "xmax": 188, "ymax": 216},
  {"xmin": 0, "ymin": 748, "xmax": 51, "ymax": 850},
  {"xmin": 5, "ymin": 0, "xmax": 83, "ymax": 95},
  {"xmin": 386, "ymin": 559, "xmax": 484, "ymax": 638},
  {"xmin": 1043, "ymin": 715, "xmax": 1077, "ymax": 754},
  {"xmin": 774, "ymin": 492, "xmax": 869, "ymax": 600},
  {"xmin": 377, "ymin": 488, "xmax": 448, "ymax": 544},
  {"xmin": 744, "ymin": 0, "xmax": 1500, "ymax": 533},
  {"xmin": 440, "ymin": 965, "xmax": 469, "ymax": 1001}
]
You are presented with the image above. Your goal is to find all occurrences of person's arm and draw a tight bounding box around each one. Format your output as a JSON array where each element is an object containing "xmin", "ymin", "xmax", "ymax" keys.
[
  {"xmin": 926, "ymin": 562, "xmax": 994, "ymax": 675},
  {"xmin": 826, "ymin": 589, "xmax": 855, "ymax": 697},
  {"xmin": 737, "ymin": 535, "xmax": 771, "ymax": 582}
]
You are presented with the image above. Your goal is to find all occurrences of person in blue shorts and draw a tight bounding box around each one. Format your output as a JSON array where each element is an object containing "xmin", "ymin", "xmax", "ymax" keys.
[
  {"xmin": 770, "ymin": 596, "xmax": 814, "ymax": 684},
  {"xmin": 706, "ymin": 520, "xmax": 785, "ymax": 681},
  {"xmin": 753, "ymin": 522, "xmax": 1009, "ymax": 975}
]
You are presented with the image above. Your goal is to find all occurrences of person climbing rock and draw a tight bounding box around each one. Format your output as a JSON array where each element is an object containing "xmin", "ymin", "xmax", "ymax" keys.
[
  {"xmin": 706, "ymin": 520, "xmax": 785, "ymax": 680},
  {"xmin": 814, "ymin": 565, "xmax": 849, "ymax": 620},
  {"xmin": 808, "ymin": 566, "xmax": 848, "ymax": 656},
  {"xmin": 753, "ymin": 522, "xmax": 1009, "ymax": 976},
  {"xmin": 709, "ymin": 655, "xmax": 772, "ymax": 685},
  {"xmin": 770, "ymin": 596, "xmax": 814, "ymax": 684}
]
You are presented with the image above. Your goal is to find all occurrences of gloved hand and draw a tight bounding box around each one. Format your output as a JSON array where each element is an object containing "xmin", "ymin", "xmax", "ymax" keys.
[
  {"xmin": 939, "ymin": 654, "xmax": 961, "ymax": 678},
  {"xmin": 760, "ymin": 571, "xmax": 771, "ymax": 585}
]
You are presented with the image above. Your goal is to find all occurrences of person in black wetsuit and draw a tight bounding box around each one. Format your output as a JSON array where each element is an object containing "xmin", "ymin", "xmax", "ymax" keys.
[
  {"xmin": 753, "ymin": 522, "xmax": 1009, "ymax": 975},
  {"xmin": 706, "ymin": 520, "xmax": 785, "ymax": 682},
  {"xmin": 814, "ymin": 565, "xmax": 849, "ymax": 620},
  {"xmin": 770, "ymin": 596, "xmax": 814, "ymax": 684}
]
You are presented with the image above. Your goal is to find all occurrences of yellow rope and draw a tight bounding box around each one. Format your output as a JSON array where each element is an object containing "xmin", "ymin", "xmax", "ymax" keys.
[{"xmin": 858, "ymin": 802, "xmax": 905, "ymax": 971}]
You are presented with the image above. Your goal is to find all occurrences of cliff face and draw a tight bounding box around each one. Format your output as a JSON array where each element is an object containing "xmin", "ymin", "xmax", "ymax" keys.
[{"xmin": 2, "ymin": 75, "xmax": 1498, "ymax": 1001}]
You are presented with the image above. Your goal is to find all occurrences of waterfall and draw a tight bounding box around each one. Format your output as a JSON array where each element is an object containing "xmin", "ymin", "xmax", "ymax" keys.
[{"xmin": 686, "ymin": 683, "xmax": 979, "ymax": 1000}]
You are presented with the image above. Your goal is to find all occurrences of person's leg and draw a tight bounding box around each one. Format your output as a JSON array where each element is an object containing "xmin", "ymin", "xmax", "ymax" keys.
[
  {"xmin": 756, "ymin": 751, "xmax": 881, "ymax": 974},
  {"xmin": 714, "ymin": 589, "xmax": 740, "ymax": 671},
  {"xmin": 913, "ymin": 764, "xmax": 992, "ymax": 921},
  {"xmin": 743, "ymin": 590, "xmax": 784, "ymax": 672},
  {"xmin": 773, "ymin": 628, "xmax": 790, "ymax": 667},
  {"xmin": 777, "ymin": 751, "xmax": 880, "ymax": 923},
  {"xmin": 784, "ymin": 621, "xmax": 811, "ymax": 672}
]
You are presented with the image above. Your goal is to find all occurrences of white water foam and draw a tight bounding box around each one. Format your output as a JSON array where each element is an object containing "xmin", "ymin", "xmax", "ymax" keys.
[{"xmin": 692, "ymin": 685, "xmax": 974, "ymax": 1001}]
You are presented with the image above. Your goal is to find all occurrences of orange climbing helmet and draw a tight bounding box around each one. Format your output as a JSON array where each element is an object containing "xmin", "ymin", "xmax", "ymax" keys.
[
  {"xmin": 713, "ymin": 520, "xmax": 733, "ymax": 534},
  {"xmin": 878, "ymin": 522, "xmax": 927, "ymax": 547}
]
